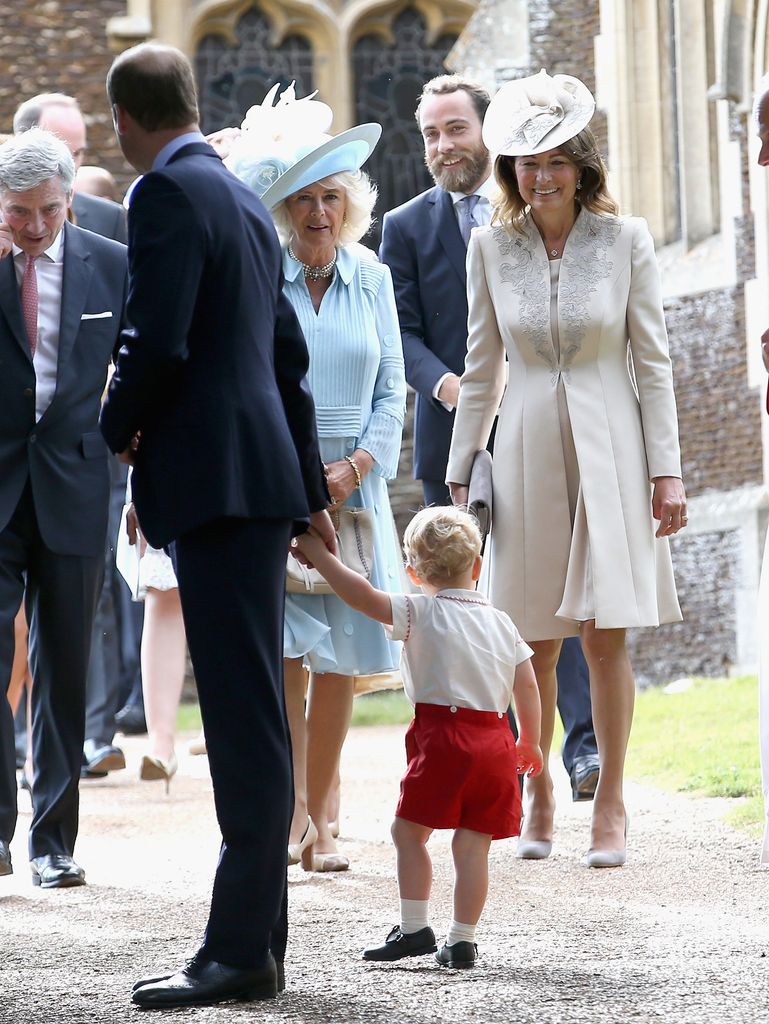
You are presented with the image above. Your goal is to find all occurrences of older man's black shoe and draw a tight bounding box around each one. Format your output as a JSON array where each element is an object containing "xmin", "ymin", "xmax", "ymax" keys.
[
  {"xmin": 115, "ymin": 703, "xmax": 147, "ymax": 736},
  {"xmin": 570, "ymin": 754, "xmax": 600, "ymax": 801},
  {"xmin": 131, "ymin": 952, "xmax": 278, "ymax": 1007},
  {"xmin": 435, "ymin": 940, "xmax": 477, "ymax": 969},
  {"xmin": 363, "ymin": 925, "xmax": 437, "ymax": 962},
  {"xmin": 30, "ymin": 854, "xmax": 85, "ymax": 888},
  {"xmin": 0, "ymin": 841, "xmax": 12, "ymax": 876},
  {"xmin": 82, "ymin": 740, "xmax": 126, "ymax": 775}
]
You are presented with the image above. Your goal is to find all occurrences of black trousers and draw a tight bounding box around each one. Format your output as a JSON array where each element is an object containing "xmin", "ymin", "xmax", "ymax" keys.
[
  {"xmin": 172, "ymin": 516, "xmax": 293, "ymax": 969},
  {"xmin": 0, "ymin": 482, "xmax": 102, "ymax": 857}
]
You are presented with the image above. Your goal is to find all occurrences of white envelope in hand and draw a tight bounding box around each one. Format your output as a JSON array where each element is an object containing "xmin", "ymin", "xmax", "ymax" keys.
[{"xmin": 81, "ymin": 311, "xmax": 113, "ymax": 320}]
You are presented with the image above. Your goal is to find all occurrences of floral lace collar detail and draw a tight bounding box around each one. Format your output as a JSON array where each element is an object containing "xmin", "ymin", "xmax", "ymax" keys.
[{"xmin": 493, "ymin": 209, "xmax": 621, "ymax": 377}]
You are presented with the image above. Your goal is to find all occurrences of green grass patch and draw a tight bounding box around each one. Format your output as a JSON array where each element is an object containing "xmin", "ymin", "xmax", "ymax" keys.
[
  {"xmin": 351, "ymin": 689, "xmax": 413, "ymax": 727},
  {"xmin": 177, "ymin": 702, "xmax": 202, "ymax": 733},
  {"xmin": 626, "ymin": 675, "xmax": 761, "ymax": 814}
]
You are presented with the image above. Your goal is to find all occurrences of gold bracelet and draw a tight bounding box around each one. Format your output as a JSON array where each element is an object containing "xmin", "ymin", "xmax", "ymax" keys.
[{"xmin": 344, "ymin": 454, "xmax": 362, "ymax": 490}]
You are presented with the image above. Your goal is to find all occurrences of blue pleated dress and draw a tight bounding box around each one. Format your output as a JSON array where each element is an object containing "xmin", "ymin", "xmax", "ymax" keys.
[{"xmin": 282, "ymin": 245, "xmax": 407, "ymax": 676}]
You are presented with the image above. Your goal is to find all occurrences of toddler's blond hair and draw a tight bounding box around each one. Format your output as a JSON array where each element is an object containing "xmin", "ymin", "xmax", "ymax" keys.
[{"xmin": 403, "ymin": 506, "xmax": 482, "ymax": 585}]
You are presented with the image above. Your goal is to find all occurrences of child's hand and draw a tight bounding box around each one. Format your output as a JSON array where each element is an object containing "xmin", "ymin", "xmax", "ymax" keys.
[
  {"xmin": 293, "ymin": 528, "xmax": 327, "ymax": 567},
  {"xmin": 515, "ymin": 738, "xmax": 543, "ymax": 777}
]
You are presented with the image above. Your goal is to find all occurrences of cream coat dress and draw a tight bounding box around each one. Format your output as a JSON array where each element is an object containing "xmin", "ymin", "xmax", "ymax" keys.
[{"xmin": 446, "ymin": 209, "xmax": 683, "ymax": 640}]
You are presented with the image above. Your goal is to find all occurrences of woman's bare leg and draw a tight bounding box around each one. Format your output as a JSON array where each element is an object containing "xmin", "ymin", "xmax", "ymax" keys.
[
  {"xmin": 519, "ymin": 637, "xmax": 562, "ymax": 843},
  {"xmin": 306, "ymin": 672, "xmax": 354, "ymax": 855},
  {"xmin": 284, "ymin": 657, "xmax": 309, "ymax": 845},
  {"xmin": 580, "ymin": 622, "xmax": 634, "ymax": 851},
  {"xmin": 141, "ymin": 587, "xmax": 187, "ymax": 764}
]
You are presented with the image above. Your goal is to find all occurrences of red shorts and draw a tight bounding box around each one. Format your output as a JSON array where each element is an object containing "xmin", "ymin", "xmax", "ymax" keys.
[{"xmin": 396, "ymin": 703, "xmax": 522, "ymax": 840}]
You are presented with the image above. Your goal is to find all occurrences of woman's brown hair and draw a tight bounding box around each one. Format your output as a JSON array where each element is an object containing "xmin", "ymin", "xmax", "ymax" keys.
[{"xmin": 492, "ymin": 126, "xmax": 619, "ymax": 231}]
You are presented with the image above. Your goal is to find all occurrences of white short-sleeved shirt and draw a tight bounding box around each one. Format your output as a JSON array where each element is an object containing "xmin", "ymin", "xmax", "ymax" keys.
[{"xmin": 387, "ymin": 589, "xmax": 534, "ymax": 715}]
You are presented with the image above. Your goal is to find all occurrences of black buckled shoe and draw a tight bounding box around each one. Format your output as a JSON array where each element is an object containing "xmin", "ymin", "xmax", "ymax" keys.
[
  {"xmin": 363, "ymin": 925, "xmax": 437, "ymax": 962},
  {"xmin": 131, "ymin": 952, "xmax": 278, "ymax": 1007},
  {"xmin": 570, "ymin": 755, "xmax": 600, "ymax": 801},
  {"xmin": 0, "ymin": 840, "xmax": 12, "ymax": 877},
  {"xmin": 30, "ymin": 854, "xmax": 85, "ymax": 888},
  {"xmin": 435, "ymin": 940, "xmax": 477, "ymax": 969}
]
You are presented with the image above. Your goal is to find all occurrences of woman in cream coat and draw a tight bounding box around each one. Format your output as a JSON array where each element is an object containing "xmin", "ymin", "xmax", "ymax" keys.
[{"xmin": 447, "ymin": 71, "xmax": 687, "ymax": 867}]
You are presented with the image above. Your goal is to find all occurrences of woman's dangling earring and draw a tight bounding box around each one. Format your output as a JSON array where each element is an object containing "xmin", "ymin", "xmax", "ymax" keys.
[{"xmin": 576, "ymin": 179, "xmax": 583, "ymax": 190}]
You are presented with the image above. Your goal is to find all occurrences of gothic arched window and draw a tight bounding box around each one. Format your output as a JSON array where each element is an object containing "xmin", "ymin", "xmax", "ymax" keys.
[
  {"xmin": 196, "ymin": 6, "xmax": 314, "ymax": 132},
  {"xmin": 353, "ymin": 7, "xmax": 458, "ymax": 244}
]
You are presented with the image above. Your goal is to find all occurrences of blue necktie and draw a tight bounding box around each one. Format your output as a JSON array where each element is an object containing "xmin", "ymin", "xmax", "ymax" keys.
[{"xmin": 458, "ymin": 194, "xmax": 480, "ymax": 247}]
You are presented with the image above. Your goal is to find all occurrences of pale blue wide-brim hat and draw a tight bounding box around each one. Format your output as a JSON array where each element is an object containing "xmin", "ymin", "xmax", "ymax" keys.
[{"xmin": 229, "ymin": 123, "xmax": 381, "ymax": 211}]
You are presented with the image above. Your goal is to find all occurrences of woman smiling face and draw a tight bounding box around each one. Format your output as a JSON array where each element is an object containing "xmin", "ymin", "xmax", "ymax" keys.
[
  {"xmin": 284, "ymin": 178, "xmax": 348, "ymax": 257},
  {"xmin": 513, "ymin": 147, "xmax": 580, "ymax": 215}
]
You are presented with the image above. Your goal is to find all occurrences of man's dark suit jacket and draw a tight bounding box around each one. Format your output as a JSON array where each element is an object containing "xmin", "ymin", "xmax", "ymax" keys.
[
  {"xmin": 380, "ymin": 185, "xmax": 471, "ymax": 483},
  {"xmin": 0, "ymin": 222, "xmax": 128, "ymax": 556},
  {"xmin": 72, "ymin": 191, "xmax": 127, "ymax": 245},
  {"xmin": 99, "ymin": 141, "xmax": 327, "ymax": 546}
]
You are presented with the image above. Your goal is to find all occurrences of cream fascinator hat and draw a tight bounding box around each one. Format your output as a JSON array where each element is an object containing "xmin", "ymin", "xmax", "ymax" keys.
[
  {"xmin": 482, "ymin": 69, "xmax": 595, "ymax": 156},
  {"xmin": 226, "ymin": 82, "xmax": 381, "ymax": 210}
]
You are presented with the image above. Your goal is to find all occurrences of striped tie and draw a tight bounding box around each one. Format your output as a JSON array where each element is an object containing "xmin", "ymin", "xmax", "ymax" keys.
[{"xmin": 20, "ymin": 253, "xmax": 38, "ymax": 356}]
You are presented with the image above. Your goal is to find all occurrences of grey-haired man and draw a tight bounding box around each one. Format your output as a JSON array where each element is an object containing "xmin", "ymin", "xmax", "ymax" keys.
[{"xmin": 0, "ymin": 129, "xmax": 127, "ymax": 887}]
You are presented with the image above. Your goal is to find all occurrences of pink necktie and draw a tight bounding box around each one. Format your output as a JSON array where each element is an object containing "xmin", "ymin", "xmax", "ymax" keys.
[{"xmin": 20, "ymin": 253, "xmax": 38, "ymax": 356}]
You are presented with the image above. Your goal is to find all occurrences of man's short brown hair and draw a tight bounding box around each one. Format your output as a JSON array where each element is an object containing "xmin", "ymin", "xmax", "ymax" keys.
[
  {"xmin": 107, "ymin": 43, "xmax": 199, "ymax": 132},
  {"xmin": 415, "ymin": 75, "xmax": 491, "ymax": 127}
]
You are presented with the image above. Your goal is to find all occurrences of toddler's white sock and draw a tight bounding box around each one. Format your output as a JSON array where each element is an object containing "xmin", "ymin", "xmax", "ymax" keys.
[
  {"xmin": 399, "ymin": 898, "xmax": 430, "ymax": 934},
  {"xmin": 445, "ymin": 920, "xmax": 476, "ymax": 946}
]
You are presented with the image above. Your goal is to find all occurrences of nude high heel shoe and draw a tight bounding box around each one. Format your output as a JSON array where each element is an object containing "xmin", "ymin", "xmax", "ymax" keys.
[
  {"xmin": 287, "ymin": 817, "xmax": 318, "ymax": 867},
  {"xmin": 140, "ymin": 753, "xmax": 178, "ymax": 795},
  {"xmin": 583, "ymin": 813, "xmax": 629, "ymax": 868}
]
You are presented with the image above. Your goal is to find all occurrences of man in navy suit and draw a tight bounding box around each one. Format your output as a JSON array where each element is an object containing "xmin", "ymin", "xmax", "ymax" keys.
[
  {"xmin": 0, "ymin": 129, "xmax": 128, "ymax": 887},
  {"xmin": 100, "ymin": 43, "xmax": 334, "ymax": 1008},
  {"xmin": 380, "ymin": 75, "xmax": 600, "ymax": 806}
]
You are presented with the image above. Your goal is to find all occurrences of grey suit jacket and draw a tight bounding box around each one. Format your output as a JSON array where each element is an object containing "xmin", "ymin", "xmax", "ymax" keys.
[
  {"xmin": 72, "ymin": 191, "xmax": 127, "ymax": 244},
  {"xmin": 0, "ymin": 222, "xmax": 128, "ymax": 556}
]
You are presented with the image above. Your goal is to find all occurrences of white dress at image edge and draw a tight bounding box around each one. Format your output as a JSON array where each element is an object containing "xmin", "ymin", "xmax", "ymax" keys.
[{"xmin": 758, "ymin": 527, "xmax": 769, "ymax": 864}]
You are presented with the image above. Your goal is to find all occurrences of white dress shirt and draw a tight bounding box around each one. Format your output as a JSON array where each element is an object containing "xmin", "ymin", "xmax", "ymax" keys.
[
  {"xmin": 387, "ymin": 589, "xmax": 533, "ymax": 714},
  {"xmin": 13, "ymin": 232, "xmax": 65, "ymax": 421}
]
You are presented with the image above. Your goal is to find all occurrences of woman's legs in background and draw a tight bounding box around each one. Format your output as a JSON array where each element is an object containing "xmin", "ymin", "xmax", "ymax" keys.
[
  {"xmin": 141, "ymin": 587, "xmax": 186, "ymax": 765},
  {"xmin": 305, "ymin": 671, "xmax": 354, "ymax": 859},
  {"xmin": 284, "ymin": 657, "xmax": 309, "ymax": 846},
  {"xmin": 580, "ymin": 622, "xmax": 634, "ymax": 852},
  {"xmin": 519, "ymin": 637, "xmax": 562, "ymax": 844}
]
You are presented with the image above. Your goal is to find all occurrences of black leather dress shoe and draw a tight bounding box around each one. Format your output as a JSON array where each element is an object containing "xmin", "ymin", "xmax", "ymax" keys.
[
  {"xmin": 30, "ymin": 854, "xmax": 85, "ymax": 888},
  {"xmin": 131, "ymin": 952, "xmax": 278, "ymax": 1008},
  {"xmin": 82, "ymin": 740, "xmax": 126, "ymax": 775},
  {"xmin": 570, "ymin": 755, "xmax": 600, "ymax": 801},
  {"xmin": 115, "ymin": 703, "xmax": 147, "ymax": 736},
  {"xmin": 0, "ymin": 840, "xmax": 12, "ymax": 877},
  {"xmin": 435, "ymin": 940, "xmax": 477, "ymax": 968},
  {"xmin": 363, "ymin": 925, "xmax": 437, "ymax": 962},
  {"xmin": 132, "ymin": 958, "xmax": 286, "ymax": 994}
]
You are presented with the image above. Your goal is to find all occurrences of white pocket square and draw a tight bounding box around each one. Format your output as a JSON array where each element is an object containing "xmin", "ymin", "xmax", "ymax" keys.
[{"xmin": 81, "ymin": 311, "xmax": 113, "ymax": 320}]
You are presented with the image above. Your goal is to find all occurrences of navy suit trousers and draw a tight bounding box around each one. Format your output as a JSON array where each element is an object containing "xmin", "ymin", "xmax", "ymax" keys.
[{"xmin": 172, "ymin": 515, "xmax": 293, "ymax": 968}]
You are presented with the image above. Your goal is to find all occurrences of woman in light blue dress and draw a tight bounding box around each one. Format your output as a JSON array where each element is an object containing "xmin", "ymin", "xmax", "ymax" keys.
[{"xmin": 228, "ymin": 93, "xmax": 406, "ymax": 872}]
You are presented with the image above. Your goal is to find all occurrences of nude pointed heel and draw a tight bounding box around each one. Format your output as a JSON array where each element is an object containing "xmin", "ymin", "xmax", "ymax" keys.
[
  {"xmin": 583, "ymin": 813, "xmax": 629, "ymax": 868},
  {"xmin": 288, "ymin": 817, "xmax": 318, "ymax": 867},
  {"xmin": 140, "ymin": 753, "xmax": 178, "ymax": 795}
]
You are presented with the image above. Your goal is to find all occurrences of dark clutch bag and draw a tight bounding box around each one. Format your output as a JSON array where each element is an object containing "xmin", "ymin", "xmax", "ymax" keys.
[{"xmin": 467, "ymin": 449, "xmax": 493, "ymax": 541}]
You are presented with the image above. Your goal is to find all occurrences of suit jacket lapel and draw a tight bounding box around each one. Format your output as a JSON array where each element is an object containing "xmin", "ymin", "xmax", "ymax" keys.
[
  {"xmin": 0, "ymin": 254, "xmax": 32, "ymax": 360},
  {"xmin": 432, "ymin": 189, "xmax": 467, "ymax": 283},
  {"xmin": 57, "ymin": 222, "xmax": 93, "ymax": 373}
]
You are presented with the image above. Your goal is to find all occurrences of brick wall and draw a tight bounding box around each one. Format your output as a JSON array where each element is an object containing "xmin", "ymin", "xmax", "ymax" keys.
[
  {"xmin": 0, "ymin": 1, "xmax": 131, "ymax": 187},
  {"xmin": 628, "ymin": 528, "xmax": 740, "ymax": 686},
  {"xmin": 665, "ymin": 286, "xmax": 762, "ymax": 497}
]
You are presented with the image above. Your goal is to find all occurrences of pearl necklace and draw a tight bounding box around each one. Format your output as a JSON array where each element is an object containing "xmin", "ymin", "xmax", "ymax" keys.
[{"xmin": 288, "ymin": 244, "xmax": 336, "ymax": 281}]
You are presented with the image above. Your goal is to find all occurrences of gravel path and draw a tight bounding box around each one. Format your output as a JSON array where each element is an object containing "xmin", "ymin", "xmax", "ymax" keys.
[{"xmin": 1, "ymin": 725, "xmax": 767, "ymax": 1024}]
